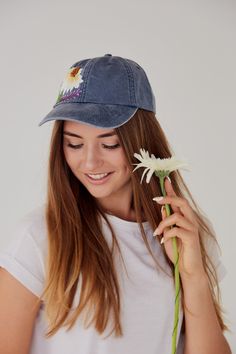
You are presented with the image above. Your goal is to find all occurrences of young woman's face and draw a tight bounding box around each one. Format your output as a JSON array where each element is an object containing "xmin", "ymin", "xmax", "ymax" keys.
[{"xmin": 63, "ymin": 120, "xmax": 132, "ymax": 200}]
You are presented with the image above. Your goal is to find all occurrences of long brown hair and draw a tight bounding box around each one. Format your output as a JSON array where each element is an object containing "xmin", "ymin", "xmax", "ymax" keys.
[{"xmin": 35, "ymin": 108, "xmax": 230, "ymax": 338}]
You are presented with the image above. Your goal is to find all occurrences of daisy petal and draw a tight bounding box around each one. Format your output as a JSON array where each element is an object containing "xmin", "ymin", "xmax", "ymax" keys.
[{"xmin": 146, "ymin": 168, "xmax": 155, "ymax": 183}]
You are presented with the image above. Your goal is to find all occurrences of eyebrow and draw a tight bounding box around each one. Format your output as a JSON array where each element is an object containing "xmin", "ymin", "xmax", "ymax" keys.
[{"xmin": 63, "ymin": 130, "xmax": 117, "ymax": 138}]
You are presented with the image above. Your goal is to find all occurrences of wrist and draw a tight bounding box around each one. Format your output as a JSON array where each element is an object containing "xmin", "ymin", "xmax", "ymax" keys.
[{"xmin": 180, "ymin": 270, "xmax": 208, "ymax": 286}]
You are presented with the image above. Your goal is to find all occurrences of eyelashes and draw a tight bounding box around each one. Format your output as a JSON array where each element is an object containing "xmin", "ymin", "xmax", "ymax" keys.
[{"xmin": 66, "ymin": 143, "xmax": 120, "ymax": 150}]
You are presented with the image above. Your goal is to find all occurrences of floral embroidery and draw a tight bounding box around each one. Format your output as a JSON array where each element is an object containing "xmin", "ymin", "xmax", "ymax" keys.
[{"xmin": 55, "ymin": 66, "xmax": 84, "ymax": 104}]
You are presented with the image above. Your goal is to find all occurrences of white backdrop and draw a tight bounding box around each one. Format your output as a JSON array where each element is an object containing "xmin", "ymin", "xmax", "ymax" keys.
[{"xmin": 0, "ymin": 0, "xmax": 235, "ymax": 350}]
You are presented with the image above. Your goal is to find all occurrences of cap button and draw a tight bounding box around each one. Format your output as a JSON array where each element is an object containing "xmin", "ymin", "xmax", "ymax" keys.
[{"xmin": 104, "ymin": 53, "xmax": 112, "ymax": 56}]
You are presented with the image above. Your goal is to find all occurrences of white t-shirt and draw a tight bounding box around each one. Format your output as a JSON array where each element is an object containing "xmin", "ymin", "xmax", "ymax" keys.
[{"xmin": 0, "ymin": 204, "xmax": 227, "ymax": 354}]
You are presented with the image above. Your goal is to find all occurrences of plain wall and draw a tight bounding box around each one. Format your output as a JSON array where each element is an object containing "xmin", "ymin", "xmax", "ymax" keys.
[{"xmin": 0, "ymin": 0, "xmax": 235, "ymax": 350}]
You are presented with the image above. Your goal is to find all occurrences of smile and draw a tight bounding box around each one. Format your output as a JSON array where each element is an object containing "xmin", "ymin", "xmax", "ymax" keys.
[{"xmin": 85, "ymin": 172, "xmax": 114, "ymax": 184}]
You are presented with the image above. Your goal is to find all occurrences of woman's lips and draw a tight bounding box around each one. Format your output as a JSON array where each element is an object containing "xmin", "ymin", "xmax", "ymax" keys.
[{"xmin": 85, "ymin": 172, "xmax": 114, "ymax": 185}]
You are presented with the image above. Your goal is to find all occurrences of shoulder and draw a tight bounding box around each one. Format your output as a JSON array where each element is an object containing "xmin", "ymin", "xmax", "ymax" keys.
[
  {"xmin": 0, "ymin": 203, "xmax": 47, "ymax": 297},
  {"xmin": 12, "ymin": 203, "xmax": 47, "ymax": 245},
  {"xmin": 17, "ymin": 203, "xmax": 46, "ymax": 231},
  {"xmin": 2, "ymin": 203, "xmax": 48, "ymax": 263}
]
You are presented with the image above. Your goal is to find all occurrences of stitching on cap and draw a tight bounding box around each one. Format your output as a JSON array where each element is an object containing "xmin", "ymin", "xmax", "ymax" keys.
[
  {"xmin": 118, "ymin": 58, "xmax": 136, "ymax": 106},
  {"xmin": 77, "ymin": 58, "xmax": 97, "ymax": 102}
]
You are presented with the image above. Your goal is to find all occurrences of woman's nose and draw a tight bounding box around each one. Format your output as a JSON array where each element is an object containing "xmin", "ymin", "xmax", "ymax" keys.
[{"xmin": 80, "ymin": 146, "xmax": 103, "ymax": 170}]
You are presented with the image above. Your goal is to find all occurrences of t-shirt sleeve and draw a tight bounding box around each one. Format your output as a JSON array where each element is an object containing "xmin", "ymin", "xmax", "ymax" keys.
[{"xmin": 0, "ymin": 215, "xmax": 45, "ymax": 298}]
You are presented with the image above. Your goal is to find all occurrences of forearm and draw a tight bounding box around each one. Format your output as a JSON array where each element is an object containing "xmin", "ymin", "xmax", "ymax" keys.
[{"xmin": 181, "ymin": 274, "xmax": 231, "ymax": 354}]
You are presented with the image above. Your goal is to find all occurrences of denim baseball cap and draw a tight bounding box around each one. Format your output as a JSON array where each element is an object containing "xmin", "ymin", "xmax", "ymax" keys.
[{"xmin": 38, "ymin": 54, "xmax": 156, "ymax": 129}]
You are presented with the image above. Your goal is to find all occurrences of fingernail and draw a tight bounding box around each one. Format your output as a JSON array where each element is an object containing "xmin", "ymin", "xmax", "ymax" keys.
[
  {"xmin": 153, "ymin": 227, "xmax": 161, "ymax": 236},
  {"xmin": 153, "ymin": 196, "xmax": 164, "ymax": 203},
  {"xmin": 161, "ymin": 205, "xmax": 165, "ymax": 214},
  {"xmin": 166, "ymin": 176, "xmax": 171, "ymax": 183},
  {"xmin": 160, "ymin": 237, "xmax": 165, "ymax": 244}
]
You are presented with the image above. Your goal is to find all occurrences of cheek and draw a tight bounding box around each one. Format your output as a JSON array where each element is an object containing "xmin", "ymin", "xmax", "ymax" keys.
[
  {"xmin": 119, "ymin": 158, "xmax": 131, "ymax": 176},
  {"xmin": 117, "ymin": 152, "xmax": 131, "ymax": 174},
  {"xmin": 114, "ymin": 155, "xmax": 129, "ymax": 172},
  {"xmin": 63, "ymin": 149, "xmax": 76, "ymax": 169}
]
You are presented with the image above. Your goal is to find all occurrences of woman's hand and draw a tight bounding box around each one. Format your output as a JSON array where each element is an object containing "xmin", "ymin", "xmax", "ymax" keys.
[{"xmin": 153, "ymin": 177, "xmax": 206, "ymax": 281}]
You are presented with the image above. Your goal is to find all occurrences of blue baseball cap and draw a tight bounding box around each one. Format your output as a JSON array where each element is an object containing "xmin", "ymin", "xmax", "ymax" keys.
[{"xmin": 38, "ymin": 54, "xmax": 156, "ymax": 129}]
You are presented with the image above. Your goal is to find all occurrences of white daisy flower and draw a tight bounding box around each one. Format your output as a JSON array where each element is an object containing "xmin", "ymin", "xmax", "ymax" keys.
[
  {"xmin": 60, "ymin": 66, "xmax": 84, "ymax": 93},
  {"xmin": 132, "ymin": 148, "xmax": 190, "ymax": 353},
  {"xmin": 132, "ymin": 148, "xmax": 190, "ymax": 183}
]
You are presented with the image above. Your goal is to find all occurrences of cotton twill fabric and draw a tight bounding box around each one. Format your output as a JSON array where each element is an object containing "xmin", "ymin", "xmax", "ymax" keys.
[{"xmin": 0, "ymin": 204, "xmax": 227, "ymax": 354}]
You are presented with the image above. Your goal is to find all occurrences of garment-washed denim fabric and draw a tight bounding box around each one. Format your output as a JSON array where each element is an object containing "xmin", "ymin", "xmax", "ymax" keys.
[{"xmin": 38, "ymin": 54, "xmax": 156, "ymax": 128}]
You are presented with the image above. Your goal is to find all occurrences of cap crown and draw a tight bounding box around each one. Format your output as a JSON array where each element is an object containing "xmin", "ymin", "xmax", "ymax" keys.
[{"xmin": 54, "ymin": 54, "xmax": 156, "ymax": 113}]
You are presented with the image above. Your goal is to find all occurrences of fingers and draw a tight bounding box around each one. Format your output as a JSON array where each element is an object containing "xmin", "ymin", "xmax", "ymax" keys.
[
  {"xmin": 153, "ymin": 195, "xmax": 196, "ymax": 226},
  {"xmin": 153, "ymin": 210, "xmax": 194, "ymax": 237}
]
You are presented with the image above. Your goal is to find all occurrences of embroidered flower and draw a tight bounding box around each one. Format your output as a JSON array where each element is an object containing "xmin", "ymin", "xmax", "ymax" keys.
[{"xmin": 56, "ymin": 66, "xmax": 84, "ymax": 104}]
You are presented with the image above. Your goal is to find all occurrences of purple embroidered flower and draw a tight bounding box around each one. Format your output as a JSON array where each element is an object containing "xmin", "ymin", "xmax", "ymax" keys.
[
  {"xmin": 56, "ymin": 66, "xmax": 84, "ymax": 104},
  {"xmin": 59, "ymin": 87, "xmax": 82, "ymax": 102}
]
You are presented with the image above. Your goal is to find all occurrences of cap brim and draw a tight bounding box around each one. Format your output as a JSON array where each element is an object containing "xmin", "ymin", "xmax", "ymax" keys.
[{"xmin": 38, "ymin": 102, "xmax": 138, "ymax": 129}]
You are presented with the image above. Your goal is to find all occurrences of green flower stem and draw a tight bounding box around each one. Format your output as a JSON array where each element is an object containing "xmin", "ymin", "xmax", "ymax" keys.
[{"xmin": 159, "ymin": 176, "xmax": 180, "ymax": 354}]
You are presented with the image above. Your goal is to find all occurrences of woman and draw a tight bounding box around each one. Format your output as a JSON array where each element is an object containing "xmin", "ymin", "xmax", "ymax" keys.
[{"xmin": 0, "ymin": 54, "xmax": 231, "ymax": 353}]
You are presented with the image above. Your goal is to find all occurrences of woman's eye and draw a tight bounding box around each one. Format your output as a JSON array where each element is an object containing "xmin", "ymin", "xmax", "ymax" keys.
[
  {"xmin": 66, "ymin": 143, "xmax": 120, "ymax": 150},
  {"xmin": 67, "ymin": 143, "xmax": 83, "ymax": 149}
]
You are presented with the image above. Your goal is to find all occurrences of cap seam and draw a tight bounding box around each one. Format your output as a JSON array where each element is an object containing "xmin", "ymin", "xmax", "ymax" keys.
[
  {"xmin": 118, "ymin": 58, "xmax": 137, "ymax": 106},
  {"xmin": 79, "ymin": 57, "xmax": 97, "ymax": 102}
]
